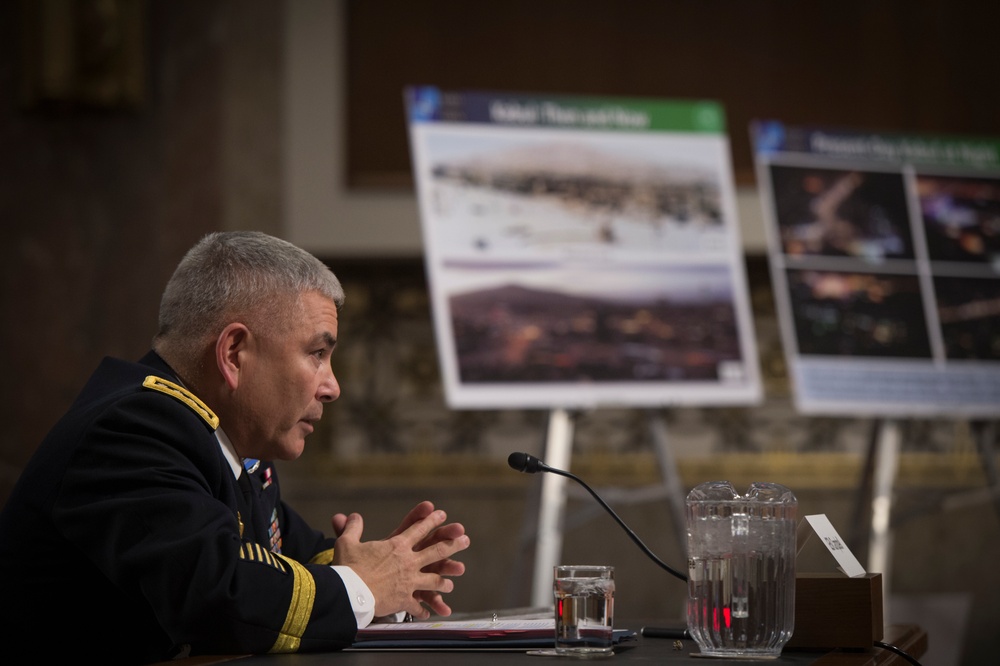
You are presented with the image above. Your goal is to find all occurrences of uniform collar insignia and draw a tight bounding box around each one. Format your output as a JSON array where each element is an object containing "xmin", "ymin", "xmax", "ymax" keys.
[{"xmin": 142, "ymin": 375, "xmax": 219, "ymax": 429}]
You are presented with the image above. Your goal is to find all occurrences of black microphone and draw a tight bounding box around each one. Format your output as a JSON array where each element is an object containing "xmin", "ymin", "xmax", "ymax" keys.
[
  {"xmin": 507, "ymin": 451, "xmax": 550, "ymax": 474},
  {"xmin": 507, "ymin": 451, "xmax": 687, "ymax": 582}
]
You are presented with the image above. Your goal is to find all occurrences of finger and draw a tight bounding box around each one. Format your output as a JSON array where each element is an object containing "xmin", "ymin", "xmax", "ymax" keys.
[
  {"xmin": 422, "ymin": 559, "xmax": 466, "ymax": 577},
  {"xmin": 331, "ymin": 513, "xmax": 349, "ymax": 536},
  {"xmin": 401, "ymin": 589, "xmax": 444, "ymax": 620},
  {"xmin": 415, "ymin": 572, "xmax": 455, "ymax": 596},
  {"xmin": 423, "ymin": 522, "xmax": 465, "ymax": 542},
  {"xmin": 406, "ymin": 601, "xmax": 433, "ymax": 621},
  {"xmin": 410, "ymin": 523, "xmax": 464, "ymax": 559},
  {"xmin": 404, "ymin": 572, "xmax": 457, "ymax": 618},
  {"xmin": 414, "ymin": 533, "xmax": 470, "ymax": 568},
  {"xmin": 416, "ymin": 590, "xmax": 453, "ymax": 617},
  {"xmin": 399, "ymin": 501, "xmax": 435, "ymax": 528},
  {"xmin": 389, "ymin": 501, "xmax": 435, "ymax": 538},
  {"xmin": 396, "ymin": 509, "xmax": 449, "ymax": 548},
  {"xmin": 412, "ymin": 522, "xmax": 465, "ymax": 553},
  {"xmin": 337, "ymin": 512, "xmax": 363, "ymax": 543}
]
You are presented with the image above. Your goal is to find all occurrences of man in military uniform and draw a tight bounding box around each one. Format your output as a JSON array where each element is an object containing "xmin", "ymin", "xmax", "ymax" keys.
[{"xmin": 0, "ymin": 231, "xmax": 470, "ymax": 663}]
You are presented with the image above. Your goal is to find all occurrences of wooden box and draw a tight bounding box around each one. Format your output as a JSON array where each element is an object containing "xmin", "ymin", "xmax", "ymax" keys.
[{"xmin": 786, "ymin": 573, "xmax": 884, "ymax": 650}]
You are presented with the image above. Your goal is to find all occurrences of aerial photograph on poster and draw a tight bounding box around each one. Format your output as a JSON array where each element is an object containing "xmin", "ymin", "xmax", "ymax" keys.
[
  {"xmin": 784, "ymin": 268, "xmax": 932, "ymax": 359},
  {"xmin": 916, "ymin": 173, "xmax": 1000, "ymax": 265},
  {"xmin": 420, "ymin": 130, "xmax": 730, "ymax": 261},
  {"xmin": 443, "ymin": 261, "xmax": 744, "ymax": 384},
  {"xmin": 767, "ymin": 164, "xmax": 914, "ymax": 260},
  {"xmin": 933, "ymin": 274, "xmax": 1000, "ymax": 361},
  {"xmin": 753, "ymin": 120, "xmax": 1000, "ymax": 416},
  {"xmin": 408, "ymin": 88, "xmax": 761, "ymax": 408}
]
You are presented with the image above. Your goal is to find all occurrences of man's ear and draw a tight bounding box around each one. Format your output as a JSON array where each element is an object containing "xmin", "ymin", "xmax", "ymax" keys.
[{"xmin": 216, "ymin": 323, "xmax": 250, "ymax": 391}]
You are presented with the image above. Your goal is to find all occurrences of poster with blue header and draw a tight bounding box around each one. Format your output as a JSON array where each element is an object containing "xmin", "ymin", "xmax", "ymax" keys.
[
  {"xmin": 405, "ymin": 86, "xmax": 762, "ymax": 410},
  {"xmin": 752, "ymin": 120, "xmax": 1000, "ymax": 417}
]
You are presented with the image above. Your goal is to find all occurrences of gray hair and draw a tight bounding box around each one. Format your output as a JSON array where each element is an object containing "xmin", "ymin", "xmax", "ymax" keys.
[{"xmin": 153, "ymin": 231, "xmax": 344, "ymax": 355}]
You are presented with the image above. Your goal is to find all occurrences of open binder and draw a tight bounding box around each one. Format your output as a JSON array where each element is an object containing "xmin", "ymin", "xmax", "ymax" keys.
[{"xmin": 351, "ymin": 614, "xmax": 637, "ymax": 651}]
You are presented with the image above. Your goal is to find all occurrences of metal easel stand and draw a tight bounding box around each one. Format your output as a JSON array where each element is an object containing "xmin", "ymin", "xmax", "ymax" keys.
[
  {"xmin": 530, "ymin": 408, "xmax": 575, "ymax": 608},
  {"xmin": 528, "ymin": 408, "xmax": 688, "ymax": 608},
  {"xmin": 867, "ymin": 418, "xmax": 901, "ymax": 607},
  {"xmin": 859, "ymin": 418, "xmax": 1000, "ymax": 625},
  {"xmin": 970, "ymin": 420, "xmax": 1000, "ymax": 521},
  {"xmin": 887, "ymin": 419, "xmax": 1000, "ymax": 522}
]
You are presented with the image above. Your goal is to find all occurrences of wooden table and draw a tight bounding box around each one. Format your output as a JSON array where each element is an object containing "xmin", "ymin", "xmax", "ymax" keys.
[{"xmin": 159, "ymin": 623, "xmax": 927, "ymax": 666}]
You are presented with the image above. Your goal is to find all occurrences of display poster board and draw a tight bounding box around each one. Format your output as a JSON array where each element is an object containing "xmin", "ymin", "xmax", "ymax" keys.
[
  {"xmin": 752, "ymin": 121, "xmax": 1000, "ymax": 417},
  {"xmin": 404, "ymin": 87, "xmax": 762, "ymax": 409}
]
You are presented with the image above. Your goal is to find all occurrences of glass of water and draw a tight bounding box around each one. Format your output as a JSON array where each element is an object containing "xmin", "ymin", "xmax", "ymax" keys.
[{"xmin": 553, "ymin": 564, "xmax": 615, "ymax": 655}]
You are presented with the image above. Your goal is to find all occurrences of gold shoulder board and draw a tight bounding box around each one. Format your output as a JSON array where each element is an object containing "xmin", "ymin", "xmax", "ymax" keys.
[{"xmin": 142, "ymin": 375, "xmax": 220, "ymax": 429}]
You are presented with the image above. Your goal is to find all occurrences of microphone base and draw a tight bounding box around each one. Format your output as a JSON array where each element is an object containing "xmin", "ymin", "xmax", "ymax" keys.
[{"xmin": 786, "ymin": 573, "xmax": 884, "ymax": 651}]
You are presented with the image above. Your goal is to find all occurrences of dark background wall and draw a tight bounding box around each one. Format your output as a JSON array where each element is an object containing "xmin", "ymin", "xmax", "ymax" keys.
[
  {"xmin": 344, "ymin": 0, "xmax": 1000, "ymax": 188},
  {"xmin": 0, "ymin": 0, "xmax": 281, "ymax": 498}
]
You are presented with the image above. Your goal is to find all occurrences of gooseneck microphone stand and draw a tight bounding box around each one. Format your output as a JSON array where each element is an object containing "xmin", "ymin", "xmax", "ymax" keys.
[{"xmin": 508, "ymin": 451, "xmax": 687, "ymax": 583}]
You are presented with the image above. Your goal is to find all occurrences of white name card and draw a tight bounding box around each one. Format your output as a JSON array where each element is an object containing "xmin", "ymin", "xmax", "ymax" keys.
[{"xmin": 804, "ymin": 514, "xmax": 867, "ymax": 578}]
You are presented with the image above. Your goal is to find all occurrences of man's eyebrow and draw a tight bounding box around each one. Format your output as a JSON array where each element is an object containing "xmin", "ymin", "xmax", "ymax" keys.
[{"xmin": 312, "ymin": 332, "xmax": 337, "ymax": 349}]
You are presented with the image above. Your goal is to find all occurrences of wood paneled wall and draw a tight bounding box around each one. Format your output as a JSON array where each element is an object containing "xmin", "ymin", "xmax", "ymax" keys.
[{"xmin": 345, "ymin": 0, "xmax": 999, "ymax": 187}]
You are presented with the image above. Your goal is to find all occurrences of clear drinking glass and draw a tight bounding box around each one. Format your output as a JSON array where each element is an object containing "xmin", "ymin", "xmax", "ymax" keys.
[
  {"xmin": 553, "ymin": 564, "xmax": 615, "ymax": 655},
  {"xmin": 686, "ymin": 481, "xmax": 797, "ymax": 659}
]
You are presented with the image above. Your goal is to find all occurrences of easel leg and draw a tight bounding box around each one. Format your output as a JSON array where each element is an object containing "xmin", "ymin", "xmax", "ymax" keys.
[
  {"xmin": 647, "ymin": 409, "xmax": 688, "ymax": 553},
  {"xmin": 531, "ymin": 408, "xmax": 576, "ymax": 608},
  {"xmin": 848, "ymin": 419, "xmax": 881, "ymax": 555},
  {"xmin": 972, "ymin": 420, "xmax": 1000, "ymax": 521},
  {"xmin": 868, "ymin": 418, "xmax": 901, "ymax": 619}
]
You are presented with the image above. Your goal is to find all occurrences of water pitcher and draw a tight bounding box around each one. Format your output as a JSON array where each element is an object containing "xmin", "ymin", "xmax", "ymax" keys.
[{"xmin": 686, "ymin": 480, "xmax": 797, "ymax": 658}]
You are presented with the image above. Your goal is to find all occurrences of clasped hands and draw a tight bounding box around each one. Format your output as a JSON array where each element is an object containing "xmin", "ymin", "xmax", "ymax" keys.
[{"xmin": 331, "ymin": 500, "xmax": 469, "ymax": 620}]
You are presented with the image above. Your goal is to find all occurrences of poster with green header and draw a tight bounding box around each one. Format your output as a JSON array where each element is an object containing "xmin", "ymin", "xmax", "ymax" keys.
[
  {"xmin": 405, "ymin": 86, "xmax": 762, "ymax": 409},
  {"xmin": 752, "ymin": 120, "xmax": 1000, "ymax": 417}
]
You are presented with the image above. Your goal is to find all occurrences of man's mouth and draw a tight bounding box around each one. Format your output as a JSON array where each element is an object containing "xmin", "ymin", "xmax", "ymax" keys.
[{"xmin": 301, "ymin": 414, "xmax": 322, "ymax": 433}]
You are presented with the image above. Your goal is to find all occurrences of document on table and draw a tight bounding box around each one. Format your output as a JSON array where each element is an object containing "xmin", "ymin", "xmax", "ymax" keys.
[
  {"xmin": 351, "ymin": 616, "xmax": 637, "ymax": 650},
  {"xmin": 356, "ymin": 618, "xmax": 552, "ymax": 642}
]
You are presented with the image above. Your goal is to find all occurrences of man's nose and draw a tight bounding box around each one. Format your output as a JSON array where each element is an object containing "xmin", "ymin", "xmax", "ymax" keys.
[{"xmin": 318, "ymin": 369, "xmax": 340, "ymax": 403}]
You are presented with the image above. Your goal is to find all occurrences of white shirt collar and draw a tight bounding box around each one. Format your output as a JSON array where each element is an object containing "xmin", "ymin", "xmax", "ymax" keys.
[{"xmin": 216, "ymin": 427, "xmax": 243, "ymax": 479}]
